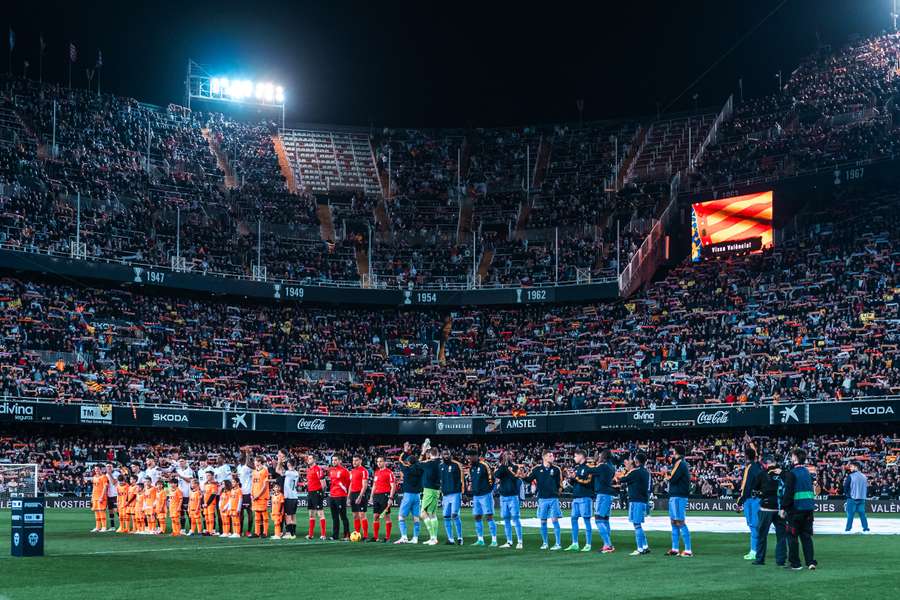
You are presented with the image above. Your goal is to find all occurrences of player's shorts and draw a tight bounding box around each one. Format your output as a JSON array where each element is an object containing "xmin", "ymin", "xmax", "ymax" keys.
[
  {"xmin": 307, "ymin": 490, "xmax": 324, "ymax": 510},
  {"xmin": 571, "ymin": 497, "xmax": 592, "ymax": 519},
  {"xmin": 668, "ymin": 496, "xmax": 687, "ymax": 521},
  {"xmin": 91, "ymin": 497, "xmax": 108, "ymax": 511},
  {"xmin": 442, "ymin": 492, "xmax": 462, "ymax": 517},
  {"xmin": 372, "ymin": 493, "xmax": 391, "ymax": 515},
  {"xmin": 421, "ymin": 488, "xmax": 440, "ymax": 514},
  {"xmin": 628, "ymin": 501, "xmax": 648, "ymax": 525},
  {"xmin": 537, "ymin": 498, "xmax": 562, "ymax": 520},
  {"xmin": 241, "ymin": 494, "xmax": 251, "ymax": 510},
  {"xmin": 500, "ymin": 496, "xmax": 520, "ymax": 519},
  {"xmin": 107, "ymin": 496, "xmax": 118, "ymax": 510},
  {"xmin": 472, "ymin": 492, "xmax": 494, "ymax": 516},
  {"xmin": 399, "ymin": 492, "xmax": 421, "ymax": 517},
  {"xmin": 349, "ymin": 492, "xmax": 368, "ymax": 512},
  {"xmin": 594, "ymin": 493, "xmax": 613, "ymax": 518},
  {"xmin": 284, "ymin": 498, "xmax": 298, "ymax": 515}
]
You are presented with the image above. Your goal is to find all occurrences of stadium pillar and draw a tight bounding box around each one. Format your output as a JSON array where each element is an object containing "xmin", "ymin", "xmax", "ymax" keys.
[
  {"xmin": 75, "ymin": 193, "xmax": 81, "ymax": 251},
  {"xmin": 51, "ymin": 99, "xmax": 56, "ymax": 157},
  {"xmin": 176, "ymin": 206, "xmax": 181, "ymax": 261},
  {"xmin": 554, "ymin": 227, "xmax": 558, "ymax": 285},
  {"xmin": 616, "ymin": 220, "xmax": 620, "ymax": 274}
]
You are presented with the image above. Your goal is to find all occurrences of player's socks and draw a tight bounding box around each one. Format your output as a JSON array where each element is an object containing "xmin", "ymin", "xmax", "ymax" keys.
[
  {"xmin": 671, "ymin": 525, "xmax": 680, "ymax": 551},
  {"xmin": 398, "ymin": 518, "xmax": 407, "ymax": 539},
  {"xmin": 553, "ymin": 520, "xmax": 561, "ymax": 546},
  {"xmin": 373, "ymin": 520, "xmax": 381, "ymax": 539},
  {"xmin": 514, "ymin": 518, "xmax": 523, "ymax": 543},
  {"xmin": 488, "ymin": 519, "xmax": 497, "ymax": 540},
  {"xmin": 635, "ymin": 526, "xmax": 647, "ymax": 550},
  {"xmin": 309, "ymin": 519, "xmax": 316, "ymax": 537},
  {"xmin": 571, "ymin": 516, "xmax": 579, "ymax": 544},
  {"xmin": 413, "ymin": 520, "xmax": 420, "ymax": 539},
  {"xmin": 354, "ymin": 517, "xmax": 360, "ymax": 533},
  {"xmin": 680, "ymin": 525, "xmax": 692, "ymax": 552},
  {"xmin": 503, "ymin": 518, "xmax": 512, "ymax": 543},
  {"xmin": 100, "ymin": 513, "xmax": 108, "ymax": 529},
  {"xmin": 274, "ymin": 521, "xmax": 282, "ymax": 537},
  {"xmin": 453, "ymin": 515, "xmax": 463, "ymax": 540},
  {"xmin": 361, "ymin": 518, "xmax": 369, "ymax": 538},
  {"xmin": 598, "ymin": 519, "xmax": 611, "ymax": 547},
  {"xmin": 385, "ymin": 521, "xmax": 392, "ymax": 540},
  {"xmin": 584, "ymin": 519, "xmax": 593, "ymax": 546},
  {"xmin": 319, "ymin": 518, "xmax": 327, "ymax": 537},
  {"xmin": 232, "ymin": 514, "xmax": 241, "ymax": 534},
  {"xmin": 540, "ymin": 520, "xmax": 549, "ymax": 546},
  {"xmin": 474, "ymin": 519, "xmax": 484, "ymax": 540},
  {"xmin": 443, "ymin": 517, "xmax": 454, "ymax": 541}
]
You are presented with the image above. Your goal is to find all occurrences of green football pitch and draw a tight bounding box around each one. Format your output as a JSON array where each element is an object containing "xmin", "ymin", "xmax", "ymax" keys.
[{"xmin": 0, "ymin": 509, "xmax": 897, "ymax": 600}]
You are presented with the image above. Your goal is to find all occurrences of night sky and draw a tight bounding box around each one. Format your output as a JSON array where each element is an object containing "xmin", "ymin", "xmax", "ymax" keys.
[{"xmin": 5, "ymin": 0, "xmax": 895, "ymax": 127}]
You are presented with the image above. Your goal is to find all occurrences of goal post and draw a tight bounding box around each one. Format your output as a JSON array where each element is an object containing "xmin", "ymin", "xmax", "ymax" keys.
[{"xmin": 0, "ymin": 464, "xmax": 39, "ymax": 500}]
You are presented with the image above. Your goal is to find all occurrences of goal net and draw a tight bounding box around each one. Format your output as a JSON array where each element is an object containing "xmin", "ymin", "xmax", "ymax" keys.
[{"xmin": 0, "ymin": 464, "xmax": 39, "ymax": 499}]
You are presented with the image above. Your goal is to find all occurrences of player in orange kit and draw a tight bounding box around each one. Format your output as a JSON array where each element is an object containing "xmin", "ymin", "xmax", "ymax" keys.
[
  {"xmin": 88, "ymin": 465, "xmax": 109, "ymax": 532},
  {"xmin": 271, "ymin": 483, "xmax": 285, "ymax": 539},
  {"xmin": 228, "ymin": 475, "xmax": 243, "ymax": 538},
  {"xmin": 143, "ymin": 479, "xmax": 158, "ymax": 534},
  {"xmin": 187, "ymin": 479, "xmax": 203, "ymax": 536},
  {"xmin": 202, "ymin": 471, "xmax": 219, "ymax": 536},
  {"xmin": 219, "ymin": 480, "xmax": 236, "ymax": 537},
  {"xmin": 169, "ymin": 477, "xmax": 184, "ymax": 536},
  {"xmin": 132, "ymin": 481, "xmax": 145, "ymax": 533},
  {"xmin": 251, "ymin": 456, "xmax": 270, "ymax": 538},
  {"xmin": 154, "ymin": 480, "xmax": 168, "ymax": 534},
  {"xmin": 115, "ymin": 476, "xmax": 130, "ymax": 532}
]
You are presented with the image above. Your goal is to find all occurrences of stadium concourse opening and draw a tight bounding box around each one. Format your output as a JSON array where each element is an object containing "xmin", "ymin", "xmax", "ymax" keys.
[{"xmin": 4, "ymin": 2, "xmax": 900, "ymax": 598}]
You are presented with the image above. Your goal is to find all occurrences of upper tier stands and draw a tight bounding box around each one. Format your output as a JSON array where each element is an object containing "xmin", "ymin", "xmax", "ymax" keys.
[{"xmin": 0, "ymin": 184, "xmax": 897, "ymax": 416}]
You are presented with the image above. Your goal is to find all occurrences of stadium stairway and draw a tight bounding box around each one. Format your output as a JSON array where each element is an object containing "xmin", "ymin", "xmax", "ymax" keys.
[
  {"xmin": 356, "ymin": 246, "xmax": 370, "ymax": 284},
  {"xmin": 316, "ymin": 200, "xmax": 337, "ymax": 241},
  {"xmin": 272, "ymin": 135, "xmax": 298, "ymax": 194},
  {"xmin": 201, "ymin": 128, "xmax": 237, "ymax": 188},
  {"xmin": 456, "ymin": 196, "xmax": 474, "ymax": 244},
  {"xmin": 374, "ymin": 198, "xmax": 393, "ymax": 241},
  {"xmin": 477, "ymin": 248, "xmax": 494, "ymax": 282}
]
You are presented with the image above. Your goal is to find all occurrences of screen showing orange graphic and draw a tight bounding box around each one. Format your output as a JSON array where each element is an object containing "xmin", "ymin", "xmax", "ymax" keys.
[{"xmin": 691, "ymin": 191, "xmax": 773, "ymax": 261}]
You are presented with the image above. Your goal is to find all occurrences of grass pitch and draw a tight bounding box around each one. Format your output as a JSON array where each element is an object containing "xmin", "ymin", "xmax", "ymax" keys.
[{"xmin": 0, "ymin": 509, "xmax": 898, "ymax": 600}]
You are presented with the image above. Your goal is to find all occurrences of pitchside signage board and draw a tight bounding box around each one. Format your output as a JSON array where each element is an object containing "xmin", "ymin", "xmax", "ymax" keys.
[
  {"xmin": 10, "ymin": 497, "xmax": 44, "ymax": 557},
  {"xmin": 3, "ymin": 399, "xmax": 900, "ymax": 435}
]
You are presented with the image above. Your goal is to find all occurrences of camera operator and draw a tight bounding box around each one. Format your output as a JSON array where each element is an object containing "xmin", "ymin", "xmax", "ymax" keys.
[{"xmin": 751, "ymin": 456, "xmax": 786, "ymax": 566}]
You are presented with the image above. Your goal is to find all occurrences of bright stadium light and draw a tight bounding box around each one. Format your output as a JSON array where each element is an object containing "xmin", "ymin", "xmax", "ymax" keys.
[{"xmin": 186, "ymin": 60, "xmax": 287, "ymax": 129}]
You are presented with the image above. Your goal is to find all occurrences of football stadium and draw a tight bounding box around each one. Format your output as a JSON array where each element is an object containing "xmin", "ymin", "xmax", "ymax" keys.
[{"xmin": 3, "ymin": 1, "xmax": 900, "ymax": 598}]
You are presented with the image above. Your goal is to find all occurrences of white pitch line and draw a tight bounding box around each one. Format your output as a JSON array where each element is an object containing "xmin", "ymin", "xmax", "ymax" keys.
[
  {"xmin": 521, "ymin": 515, "xmax": 900, "ymax": 535},
  {"xmin": 0, "ymin": 539, "xmax": 335, "ymax": 559}
]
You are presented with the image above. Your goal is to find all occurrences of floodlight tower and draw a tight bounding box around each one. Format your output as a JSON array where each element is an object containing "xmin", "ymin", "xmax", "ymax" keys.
[{"xmin": 184, "ymin": 60, "xmax": 286, "ymax": 130}]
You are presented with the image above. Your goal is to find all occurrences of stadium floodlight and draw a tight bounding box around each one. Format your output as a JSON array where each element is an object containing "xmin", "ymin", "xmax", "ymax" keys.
[{"xmin": 185, "ymin": 60, "xmax": 286, "ymax": 129}]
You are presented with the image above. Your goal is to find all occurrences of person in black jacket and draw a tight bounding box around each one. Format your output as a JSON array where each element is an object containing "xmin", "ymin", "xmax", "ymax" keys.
[{"xmin": 751, "ymin": 457, "xmax": 786, "ymax": 566}]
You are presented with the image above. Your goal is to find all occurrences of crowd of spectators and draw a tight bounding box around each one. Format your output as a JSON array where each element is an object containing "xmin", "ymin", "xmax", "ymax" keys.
[
  {"xmin": 0, "ymin": 183, "xmax": 896, "ymax": 415},
  {"xmin": 690, "ymin": 33, "xmax": 900, "ymax": 192},
  {"xmin": 2, "ymin": 427, "xmax": 897, "ymax": 501}
]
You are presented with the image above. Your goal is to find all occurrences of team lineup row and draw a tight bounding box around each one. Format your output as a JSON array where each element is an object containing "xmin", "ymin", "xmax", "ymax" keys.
[{"xmin": 83, "ymin": 439, "xmax": 820, "ymax": 567}]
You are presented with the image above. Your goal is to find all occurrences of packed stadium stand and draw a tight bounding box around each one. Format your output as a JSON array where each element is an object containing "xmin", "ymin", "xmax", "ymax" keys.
[{"xmin": 0, "ymin": 32, "xmax": 898, "ymax": 419}]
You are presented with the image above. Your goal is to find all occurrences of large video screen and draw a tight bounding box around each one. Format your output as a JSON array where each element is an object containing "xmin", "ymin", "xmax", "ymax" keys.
[{"xmin": 691, "ymin": 190, "xmax": 773, "ymax": 261}]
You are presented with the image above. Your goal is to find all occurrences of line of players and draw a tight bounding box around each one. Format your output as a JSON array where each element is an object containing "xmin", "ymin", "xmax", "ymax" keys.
[
  {"xmin": 85, "ymin": 441, "xmax": 669, "ymax": 555},
  {"xmin": 85, "ymin": 439, "xmax": 818, "ymax": 566}
]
